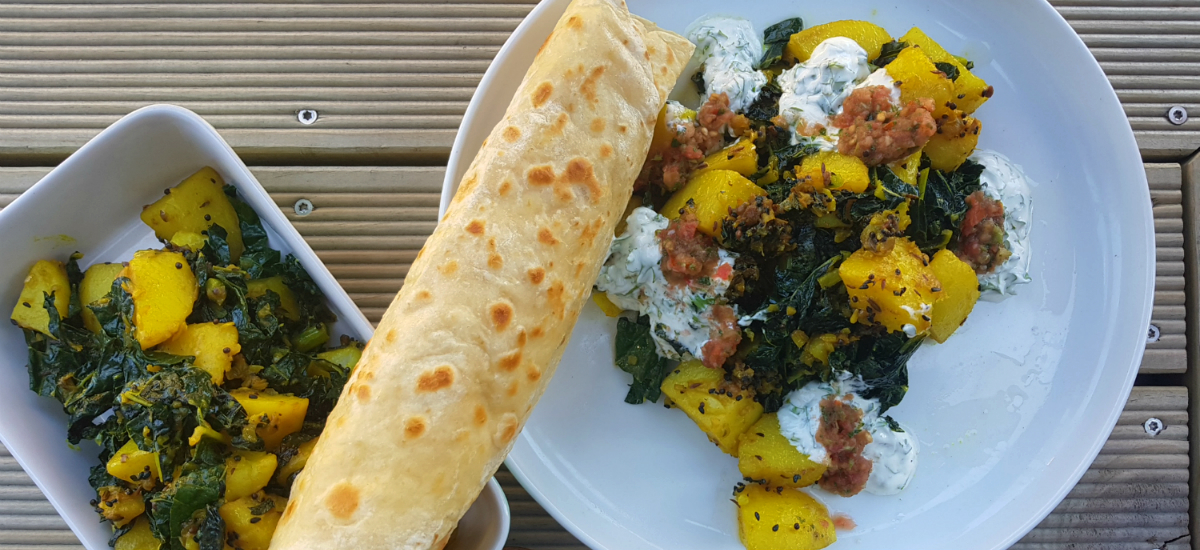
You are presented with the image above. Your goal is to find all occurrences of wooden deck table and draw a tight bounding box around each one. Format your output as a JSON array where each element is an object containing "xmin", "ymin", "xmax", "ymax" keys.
[{"xmin": 0, "ymin": 1, "xmax": 1196, "ymax": 548}]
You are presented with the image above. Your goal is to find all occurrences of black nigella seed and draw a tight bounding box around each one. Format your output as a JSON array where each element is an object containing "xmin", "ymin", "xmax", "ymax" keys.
[
  {"xmin": 204, "ymin": 214, "xmax": 212, "ymax": 221},
  {"xmin": 176, "ymin": 262, "xmax": 183, "ymax": 269},
  {"xmin": 249, "ymin": 517, "xmax": 261, "ymax": 524},
  {"xmin": 794, "ymin": 523, "xmax": 800, "ymax": 530},
  {"xmin": 772, "ymin": 524, "xmax": 779, "ymax": 532},
  {"xmin": 698, "ymin": 402, "xmax": 705, "ymax": 414},
  {"xmin": 793, "ymin": 475, "xmax": 800, "ymax": 483},
  {"xmin": 755, "ymin": 512, "xmax": 760, "ymax": 521}
]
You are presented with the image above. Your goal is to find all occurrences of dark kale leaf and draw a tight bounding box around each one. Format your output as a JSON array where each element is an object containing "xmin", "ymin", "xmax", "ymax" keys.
[
  {"xmin": 758, "ymin": 17, "xmax": 803, "ymax": 69},
  {"xmin": 201, "ymin": 224, "xmax": 232, "ymax": 267},
  {"xmin": 828, "ymin": 332, "xmax": 923, "ymax": 413},
  {"xmin": 196, "ymin": 505, "xmax": 226, "ymax": 550},
  {"xmin": 225, "ymin": 185, "xmax": 271, "ymax": 256},
  {"xmin": 65, "ymin": 253, "xmax": 85, "ymax": 321},
  {"xmin": 873, "ymin": 41, "xmax": 908, "ymax": 67},
  {"xmin": 908, "ymin": 160, "xmax": 984, "ymax": 252},
  {"xmin": 691, "ymin": 67, "xmax": 706, "ymax": 96},
  {"xmin": 744, "ymin": 81, "xmax": 782, "ymax": 125},
  {"xmin": 148, "ymin": 464, "xmax": 223, "ymax": 550},
  {"xmin": 935, "ymin": 61, "xmax": 960, "ymax": 82},
  {"xmin": 614, "ymin": 315, "xmax": 671, "ymax": 405}
]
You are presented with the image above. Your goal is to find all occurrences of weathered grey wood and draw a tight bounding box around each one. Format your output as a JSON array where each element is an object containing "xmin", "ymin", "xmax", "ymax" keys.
[{"xmin": 0, "ymin": 1, "xmax": 1196, "ymax": 161}]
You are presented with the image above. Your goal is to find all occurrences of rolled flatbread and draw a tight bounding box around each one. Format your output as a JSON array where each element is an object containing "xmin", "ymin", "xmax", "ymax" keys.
[{"xmin": 268, "ymin": 1, "xmax": 693, "ymax": 548}]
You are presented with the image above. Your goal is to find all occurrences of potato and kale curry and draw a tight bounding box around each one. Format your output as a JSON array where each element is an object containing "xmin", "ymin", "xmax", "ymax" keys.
[
  {"xmin": 593, "ymin": 15, "xmax": 1035, "ymax": 550},
  {"xmin": 11, "ymin": 167, "xmax": 362, "ymax": 550}
]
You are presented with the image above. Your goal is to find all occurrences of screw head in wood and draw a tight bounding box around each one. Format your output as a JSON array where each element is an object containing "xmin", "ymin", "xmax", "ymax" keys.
[
  {"xmin": 294, "ymin": 199, "xmax": 314, "ymax": 216},
  {"xmin": 1167, "ymin": 105, "xmax": 1187, "ymax": 125},
  {"xmin": 297, "ymin": 109, "xmax": 319, "ymax": 125},
  {"xmin": 1147, "ymin": 324, "xmax": 1160, "ymax": 344},
  {"xmin": 1144, "ymin": 417, "xmax": 1164, "ymax": 436}
]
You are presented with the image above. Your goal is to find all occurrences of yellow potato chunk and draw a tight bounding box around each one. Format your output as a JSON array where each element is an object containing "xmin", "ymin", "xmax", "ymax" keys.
[
  {"xmin": 662, "ymin": 170, "xmax": 767, "ymax": 237},
  {"xmin": 315, "ymin": 344, "xmax": 364, "ymax": 372},
  {"xmin": 11, "ymin": 260, "xmax": 70, "ymax": 336},
  {"xmin": 738, "ymin": 414, "xmax": 827, "ymax": 488},
  {"xmin": 245, "ymin": 276, "xmax": 300, "ymax": 321},
  {"xmin": 839, "ymin": 237, "xmax": 943, "ymax": 335},
  {"xmin": 114, "ymin": 516, "xmax": 161, "ymax": 550},
  {"xmin": 695, "ymin": 138, "xmax": 758, "ymax": 178},
  {"xmin": 899, "ymin": 27, "xmax": 991, "ymax": 114},
  {"xmin": 219, "ymin": 492, "xmax": 286, "ymax": 550},
  {"xmin": 796, "ymin": 151, "xmax": 870, "ymax": 194},
  {"xmin": 736, "ymin": 484, "xmax": 836, "ymax": 550},
  {"xmin": 661, "ymin": 360, "xmax": 763, "ymax": 455},
  {"xmin": 231, "ymin": 388, "xmax": 308, "ymax": 450},
  {"xmin": 886, "ymin": 46, "xmax": 955, "ymax": 118},
  {"xmin": 96, "ymin": 485, "xmax": 145, "ymax": 528},
  {"xmin": 225, "ymin": 450, "xmax": 278, "ymax": 502},
  {"xmin": 786, "ymin": 20, "xmax": 891, "ymax": 63},
  {"xmin": 168, "ymin": 231, "xmax": 208, "ymax": 251},
  {"xmin": 925, "ymin": 113, "xmax": 981, "ymax": 171},
  {"xmin": 140, "ymin": 167, "xmax": 244, "ymax": 261},
  {"xmin": 122, "ymin": 250, "xmax": 198, "ymax": 349},
  {"xmin": 889, "ymin": 149, "xmax": 923, "ymax": 186},
  {"xmin": 928, "ymin": 249, "xmax": 981, "ymax": 343},
  {"xmin": 106, "ymin": 439, "xmax": 162, "ymax": 488},
  {"xmin": 275, "ymin": 436, "xmax": 318, "ymax": 485},
  {"xmin": 157, "ymin": 323, "xmax": 241, "ymax": 384},
  {"xmin": 80, "ymin": 263, "xmax": 124, "ymax": 333},
  {"xmin": 591, "ymin": 291, "xmax": 624, "ymax": 317}
]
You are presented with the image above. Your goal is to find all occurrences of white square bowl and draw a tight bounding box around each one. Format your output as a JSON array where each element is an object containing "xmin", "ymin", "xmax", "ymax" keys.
[{"xmin": 0, "ymin": 104, "xmax": 510, "ymax": 550}]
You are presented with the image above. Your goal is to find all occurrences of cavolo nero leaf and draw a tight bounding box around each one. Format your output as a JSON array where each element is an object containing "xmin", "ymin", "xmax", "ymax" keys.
[
  {"xmin": 873, "ymin": 41, "xmax": 908, "ymax": 67},
  {"xmin": 908, "ymin": 160, "xmax": 984, "ymax": 252},
  {"xmin": 828, "ymin": 332, "xmax": 924, "ymax": 413},
  {"xmin": 934, "ymin": 61, "xmax": 960, "ymax": 81},
  {"xmin": 758, "ymin": 17, "xmax": 803, "ymax": 69},
  {"xmin": 614, "ymin": 315, "xmax": 671, "ymax": 405}
]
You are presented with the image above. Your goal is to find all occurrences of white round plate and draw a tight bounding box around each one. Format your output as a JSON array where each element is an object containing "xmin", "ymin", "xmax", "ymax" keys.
[{"xmin": 441, "ymin": 1, "xmax": 1154, "ymax": 548}]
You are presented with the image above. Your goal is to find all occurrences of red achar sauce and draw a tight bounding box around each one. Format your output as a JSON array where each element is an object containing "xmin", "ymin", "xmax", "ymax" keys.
[
  {"xmin": 832, "ymin": 86, "xmax": 937, "ymax": 167},
  {"xmin": 955, "ymin": 190, "xmax": 1010, "ymax": 273},
  {"xmin": 816, "ymin": 396, "xmax": 873, "ymax": 497}
]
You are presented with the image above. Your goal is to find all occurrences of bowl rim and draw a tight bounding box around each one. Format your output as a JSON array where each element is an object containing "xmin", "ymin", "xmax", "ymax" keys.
[
  {"xmin": 439, "ymin": 1, "xmax": 1154, "ymax": 549},
  {"xmin": 0, "ymin": 104, "xmax": 511, "ymax": 550}
]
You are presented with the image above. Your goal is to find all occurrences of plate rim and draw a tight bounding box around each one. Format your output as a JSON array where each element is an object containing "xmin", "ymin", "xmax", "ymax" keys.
[{"xmin": 439, "ymin": 0, "xmax": 1156, "ymax": 548}]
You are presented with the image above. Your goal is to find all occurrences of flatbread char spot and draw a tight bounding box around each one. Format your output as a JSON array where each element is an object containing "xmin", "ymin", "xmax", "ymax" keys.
[
  {"xmin": 404, "ymin": 417, "xmax": 426, "ymax": 439},
  {"xmin": 466, "ymin": 220, "xmax": 485, "ymax": 235},
  {"xmin": 527, "ymin": 267, "xmax": 546, "ymax": 284},
  {"xmin": 417, "ymin": 366, "xmax": 455, "ymax": 392},
  {"xmin": 532, "ymin": 82, "xmax": 553, "ymax": 108},
  {"xmin": 324, "ymin": 482, "xmax": 360, "ymax": 520},
  {"xmin": 489, "ymin": 302, "xmax": 514, "ymax": 331},
  {"xmin": 498, "ymin": 350, "xmax": 522, "ymax": 372},
  {"xmin": 538, "ymin": 228, "xmax": 558, "ymax": 245}
]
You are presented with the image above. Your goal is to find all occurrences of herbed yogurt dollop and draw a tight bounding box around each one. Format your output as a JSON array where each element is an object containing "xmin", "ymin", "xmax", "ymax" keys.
[
  {"xmin": 776, "ymin": 373, "xmax": 919, "ymax": 496},
  {"xmin": 595, "ymin": 207, "xmax": 736, "ymax": 362},
  {"xmin": 687, "ymin": 15, "xmax": 769, "ymax": 113},
  {"xmin": 776, "ymin": 37, "xmax": 899, "ymax": 149},
  {"xmin": 971, "ymin": 150, "xmax": 1035, "ymax": 297}
]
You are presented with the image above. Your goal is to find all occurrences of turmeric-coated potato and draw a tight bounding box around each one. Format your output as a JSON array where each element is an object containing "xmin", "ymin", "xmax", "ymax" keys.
[
  {"xmin": 928, "ymin": 249, "xmax": 981, "ymax": 343},
  {"xmin": 219, "ymin": 492, "xmax": 286, "ymax": 550},
  {"xmin": 106, "ymin": 439, "xmax": 161, "ymax": 490},
  {"xmin": 80, "ymin": 263, "xmax": 124, "ymax": 333},
  {"xmin": 839, "ymin": 237, "xmax": 943, "ymax": 335},
  {"xmin": 140, "ymin": 167, "xmax": 244, "ymax": 261},
  {"xmin": 231, "ymin": 388, "xmax": 308, "ymax": 450},
  {"xmin": 661, "ymin": 170, "xmax": 767, "ymax": 237},
  {"xmin": 736, "ymin": 484, "xmax": 836, "ymax": 550},
  {"xmin": 886, "ymin": 46, "xmax": 956, "ymax": 119},
  {"xmin": 246, "ymin": 276, "xmax": 300, "ymax": 321},
  {"xmin": 114, "ymin": 516, "xmax": 161, "ymax": 550},
  {"xmin": 925, "ymin": 112, "xmax": 981, "ymax": 171},
  {"xmin": 786, "ymin": 20, "xmax": 891, "ymax": 63},
  {"xmin": 694, "ymin": 138, "xmax": 758, "ymax": 178},
  {"xmin": 737, "ymin": 414, "xmax": 827, "ymax": 488},
  {"xmin": 889, "ymin": 149, "xmax": 923, "ymax": 186},
  {"xmin": 96, "ymin": 485, "xmax": 145, "ymax": 528},
  {"xmin": 899, "ymin": 27, "xmax": 992, "ymax": 114},
  {"xmin": 121, "ymin": 250, "xmax": 198, "ymax": 349},
  {"xmin": 796, "ymin": 151, "xmax": 870, "ymax": 193},
  {"xmin": 157, "ymin": 322, "xmax": 241, "ymax": 384},
  {"xmin": 224, "ymin": 450, "xmax": 278, "ymax": 502},
  {"xmin": 11, "ymin": 260, "xmax": 71, "ymax": 336},
  {"xmin": 661, "ymin": 360, "xmax": 763, "ymax": 456},
  {"xmin": 275, "ymin": 436, "xmax": 319, "ymax": 485}
]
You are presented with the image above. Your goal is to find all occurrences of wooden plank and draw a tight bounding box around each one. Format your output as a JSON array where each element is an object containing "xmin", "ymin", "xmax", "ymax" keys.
[
  {"xmin": 1, "ymin": 162, "xmax": 1184, "ymax": 376},
  {"xmin": 0, "ymin": 1, "xmax": 1196, "ymax": 161},
  {"xmin": 2, "ymin": 384, "xmax": 1181, "ymax": 549}
]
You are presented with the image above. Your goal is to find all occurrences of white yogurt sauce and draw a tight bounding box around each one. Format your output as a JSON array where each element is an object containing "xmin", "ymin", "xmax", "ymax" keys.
[
  {"xmin": 777, "ymin": 372, "xmax": 919, "ymax": 495},
  {"xmin": 595, "ymin": 207, "xmax": 737, "ymax": 362},
  {"xmin": 663, "ymin": 100, "xmax": 694, "ymax": 134},
  {"xmin": 776, "ymin": 37, "xmax": 872, "ymax": 148},
  {"xmin": 687, "ymin": 16, "xmax": 768, "ymax": 113},
  {"xmin": 970, "ymin": 150, "xmax": 1035, "ymax": 298}
]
